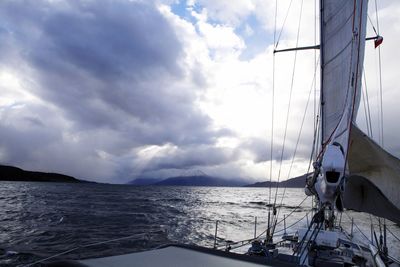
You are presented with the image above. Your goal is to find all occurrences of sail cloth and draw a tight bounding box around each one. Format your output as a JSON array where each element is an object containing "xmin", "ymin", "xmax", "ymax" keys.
[
  {"xmin": 320, "ymin": 0, "xmax": 368, "ymax": 152},
  {"xmin": 344, "ymin": 124, "xmax": 400, "ymax": 224}
]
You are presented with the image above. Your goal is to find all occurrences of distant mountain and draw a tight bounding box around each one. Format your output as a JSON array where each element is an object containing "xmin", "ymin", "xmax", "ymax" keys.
[
  {"xmin": 0, "ymin": 165, "xmax": 84, "ymax": 183},
  {"xmin": 127, "ymin": 171, "xmax": 248, "ymax": 187},
  {"xmin": 153, "ymin": 175, "xmax": 246, "ymax": 187},
  {"xmin": 127, "ymin": 177, "xmax": 163, "ymax": 186},
  {"xmin": 245, "ymin": 174, "xmax": 308, "ymax": 188}
]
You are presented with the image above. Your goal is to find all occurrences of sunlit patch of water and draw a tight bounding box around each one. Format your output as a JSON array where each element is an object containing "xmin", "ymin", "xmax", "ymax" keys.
[{"xmin": 0, "ymin": 182, "xmax": 398, "ymax": 266}]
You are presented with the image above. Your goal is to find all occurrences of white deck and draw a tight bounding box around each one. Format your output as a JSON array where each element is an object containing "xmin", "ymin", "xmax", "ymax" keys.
[{"xmin": 79, "ymin": 245, "xmax": 270, "ymax": 267}]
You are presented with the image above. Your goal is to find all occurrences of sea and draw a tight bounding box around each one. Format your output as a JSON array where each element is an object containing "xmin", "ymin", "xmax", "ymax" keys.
[{"xmin": 0, "ymin": 182, "xmax": 399, "ymax": 266}]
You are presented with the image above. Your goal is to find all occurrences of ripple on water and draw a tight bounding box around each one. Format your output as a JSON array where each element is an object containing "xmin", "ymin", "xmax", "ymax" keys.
[{"xmin": 0, "ymin": 183, "xmax": 399, "ymax": 266}]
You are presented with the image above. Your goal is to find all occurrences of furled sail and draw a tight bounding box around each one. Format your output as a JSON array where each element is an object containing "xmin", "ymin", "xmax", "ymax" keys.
[
  {"xmin": 311, "ymin": 0, "xmax": 368, "ymax": 209},
  {"xmin": 344, "ymin": 124, "xmax": 400, "ymax": 224},
  {"xmin": 317, "ymin": 0, "xmax": 400, "ymax": 223},
  {"xmin": 320, "ymin": 0, "xmax": 368, "ymax": 152}
]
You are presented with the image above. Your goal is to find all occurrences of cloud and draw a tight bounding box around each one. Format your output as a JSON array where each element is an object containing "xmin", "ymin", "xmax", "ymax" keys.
[
  {"xmin": 189, "ymin": 0, "xmax": 255, "ymax": 26},
  {"xmin": 0, "ymin": 0, "xmax": 231, "ymax": 182},
  {"xmin": 0, "ymin": 0, "xmax": 399, "ymax": 183}
]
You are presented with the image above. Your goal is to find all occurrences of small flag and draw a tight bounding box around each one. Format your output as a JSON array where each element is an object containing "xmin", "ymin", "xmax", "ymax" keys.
[{"xmin": 374, "ymin": 35, "xmax": 383, "ymax": 48}]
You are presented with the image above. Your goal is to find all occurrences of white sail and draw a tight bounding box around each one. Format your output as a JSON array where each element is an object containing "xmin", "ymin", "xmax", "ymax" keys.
[
  {"xmin": 320, "ymin": 0, "xmax": 368, "ymax": 152},
  {"xmin": 345, "ymin": 124, "xmax": 400, "ymax": 224}
]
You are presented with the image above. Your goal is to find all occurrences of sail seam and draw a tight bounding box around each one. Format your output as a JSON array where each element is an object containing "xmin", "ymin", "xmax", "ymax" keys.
[{"xmin": 323, "ymin": 39, "xmax": 352, "ymax": 67}]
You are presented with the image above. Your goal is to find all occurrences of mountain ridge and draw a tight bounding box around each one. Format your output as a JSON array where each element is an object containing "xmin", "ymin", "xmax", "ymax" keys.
[
  {"xmin": 0, "ymin": 165, "xmax": 87, "ymax": 183},
  {"xmin": 128, "ymin": 174, "xmax": 248, "ymax": 187},
  {"xmin": 244, "ymin": 174, "xmax": 307, "ymax": 188}
]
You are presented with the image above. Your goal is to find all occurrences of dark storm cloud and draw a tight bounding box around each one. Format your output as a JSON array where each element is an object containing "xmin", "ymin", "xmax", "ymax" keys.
[
  {"xmin": 0, "ymin": 0, "xmax": 234, "ymax": 182},
  {"xmin": 241, "ymin": 137, "xmax": 294, "ymax": 163},
  {"xmin": 143, "ymin": 145, "xmax": 237, "ymax": 171}
]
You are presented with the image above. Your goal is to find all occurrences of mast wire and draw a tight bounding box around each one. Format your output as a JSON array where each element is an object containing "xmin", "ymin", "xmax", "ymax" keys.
[
  {"xmin": 217, "ymin": 209, "xmax": 311, "ymax": 251},
  {"xmin": 260, "ymin": 196, "xmax": 310, "ymax": 240},
  {"xmin": 363, "ymin": 69, "xmax": 374, "ymax": 137},
  {"xmin": 367, "ymin": 15, "xmax": 378, "ymax": 36},
  {"xmin": 313, "ymin": 0, "xmax": 318, "ymax": 161},
  {"xmin": 275, "ymin": 0, "xmax": 295, "ymax": 49},
  {"xmin": 361, "ymin": 76, "xmax": 371, "ymax": 136},
  {"xmin": 24, "ymin": 232, "xmax": 152, "ymax": 266},
  {"xmin": 275, "ymin": 56, "xmax": 320, "ymax": 229},
  {"xmin": 386, "ymin": 226, "xmax": 400, "ymax": 243},
  {"xmin": 272, "ymin": 0, "xmax": 304, "ymax": 209},
  {"xmin": 268, "ymin": 0, "xmax": 278, "ymax": 218},
  {"xmin": 374, "ymin": 0, "xmax": 384, "ymax": 148}
]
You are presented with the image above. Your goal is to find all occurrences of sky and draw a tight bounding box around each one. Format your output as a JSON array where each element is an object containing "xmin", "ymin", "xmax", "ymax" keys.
[{"xmin": 0, "ymin": 0, "xmax": 399, "ymax": 184}]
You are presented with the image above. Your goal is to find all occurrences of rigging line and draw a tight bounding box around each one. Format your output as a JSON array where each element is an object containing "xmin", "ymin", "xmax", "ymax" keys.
[
  {"xmin": 269, "ymin": 0, "xmax": 278, "ymax": 215},
  {"xmin": 378, "ymin": 217, "xmax": 383, "ymax": 237},
  {"xmin": 367, "ymin": 15, "xmax": 378, "ymax": 36},
  {"xmin": 274, "ymin": 211, "xmax": 311, "ymax": 234},
  {"xmin": 344, "ymin": 0, "xmax": 365, "ymax": 170},
  {"xmin": 275, "ymin": 0, "xmax": 294, "ymax": 49},
  {"xmin": 307, "ymin": 102, "xmax": 322, "ymax": 173},
  {"xmin": 259, "ymin": 196, "xmax": 310, "ymax": 239},
  {"xmin": 273, "ymin": 0, "xmax": 278, "ymax": 45},
  {"xmin": 344, "ymin": 213, "xmax": 398, "ymax": 263},
  {"xmin": 300, "ymin": 223, "xmax": 323, "ymax": 265},
  {"xmin": 275, "ymin": 56, "xmax": 320, "ymax": 225},
  {"xmin": 344, "ymin": 211, "xmax": 373, "ymax": 244},
  {"xmin": 361, "ymin": 79, "xmax": 371, "ymax": 136},
  {"xmin": 312, "ymin": 106, "xmax": 321, "ymax": 165},
  {"xmin": 368, "ymin": 214, "xmax": 376, "ymax": 243},
  {"xmin": 307, "ymin": 112, "xmax": 320, "ymax": 175},
  {"xmin": 386, "ymin": 226, "xmax": 400, "ymax": 243},
  {"xmin": 363, "ymin": 69, "xmax": 374, "ymax": 138},
  {"xmin": 217, "ymin": 209, "xmax": 312, "ymax": 251},
  {"xmin": 286, "ymin": 56, "xmax": 320, "ymax": 182},
  {"xmin": 375, "ymin": 52, "xmax": 382, "ymax": 145},
  {"xmin": 313, "ymin": 0, "xmax": 317, "ymax": 161},
  {"xmin": 272, "ymin": 0, "xmax": 304, "ymax": 210},
  {"xmin": 24, "ymin": 232, "xmax": 149, "ymax": 266},
  {"xmin": 378, "ymin": 46, "xmax": 384, "ymax": 147},
  {"xmin": 374, "ymin": 0, "xmax": 384, "ymax": 147},
  {"xmin": 374, "ymin": 0, "xmax": 381, "ymax": 33}
]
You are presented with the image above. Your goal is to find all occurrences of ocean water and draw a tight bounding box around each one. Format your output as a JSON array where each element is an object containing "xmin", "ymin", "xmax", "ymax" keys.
[{"xmin": 0, "ymin": 182, "xmax": 399, "ymax": 266}]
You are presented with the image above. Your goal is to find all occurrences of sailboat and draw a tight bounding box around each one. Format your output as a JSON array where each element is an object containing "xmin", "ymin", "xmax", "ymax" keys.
[{"xmin": 35, "ymin": 1, "xmax": 400, "ymax": 267}]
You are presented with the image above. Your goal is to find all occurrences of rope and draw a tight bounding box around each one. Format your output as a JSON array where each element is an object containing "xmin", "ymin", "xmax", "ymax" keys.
[
  {"xmin": 361, "ymin": 80, "xmax": 371, "ymax": 136},
  {"xmin": 274, "ymin": 211, "xmax": 311, "ymax": 234},
  {"xmin": 343, "ymin": 212, "xmax": 400, "ymax": 265},
  {"xmin": 275, "ymin": 56, "xmax": 320, "ymax": 228},
  {"xmin": 386, "ymin": 226, "xmax": 400, "ymax": 243},
  {"xmin": 23, "ymin": 232, "xmax": 150, "ymax": 266},
  {"xmin": 363, "ymin": 69, "xmax": 374, "ymax": 137},
  {"xmin": 268, "ymin": 0, "xmax": 278, "ymax": 217},
  {"xmin": 263, "ymin": 196, "xmax": 310, "ymax": 239},
  {"xmin": 272, "ymin": 0, "xmax": 304, "ymax": 209},
  {"xmin": 367, "ymin": 15, "xmax": 378, "ymax": 36},
  {"xmin": 216, "ymin": 205, "xmax": 311, "ymax": 251},
  {"xmin": 275, "ymin": 0, "xmax": 294, "ymax": 49},
  {"xmin": 344, "ymin": 211, "xmax": 372, "ymax": 244},
  {"xmin": 374, "ymin": 0, "xmax": 384, "ymax": 148},
  {"xmin": 300, "ymin": 222, "xmax": 323, "ymax": 265},
  {"xmin": 313, "ymin": 0, "xmax": 318, "ymax": 161}
]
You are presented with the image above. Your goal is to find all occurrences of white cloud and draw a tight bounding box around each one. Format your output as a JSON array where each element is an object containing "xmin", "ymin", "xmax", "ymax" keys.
[
  {"xmin": 1, "ymin": 0, "xmax": 399, "ymax": 183},
  {"xmin": 190, "ymin": 0, "xmax": 255, "ymax": 26}
]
